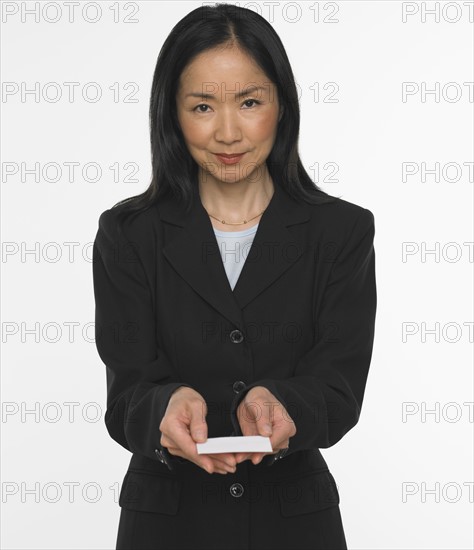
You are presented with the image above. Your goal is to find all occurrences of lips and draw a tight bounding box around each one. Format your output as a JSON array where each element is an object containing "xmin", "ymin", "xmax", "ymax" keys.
[{"xmin": 214, "ymin": 153, "xmax": 246, "ymax": 165}]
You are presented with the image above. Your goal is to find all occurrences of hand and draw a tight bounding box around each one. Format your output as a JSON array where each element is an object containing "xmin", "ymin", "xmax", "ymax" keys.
[
  {"xmin": 159, "ymin": 387, "xmax": 237, "ymax": 475},
  {"xmin": 233, "ymin": 386, "xmax": 296, "ymax": 465}
]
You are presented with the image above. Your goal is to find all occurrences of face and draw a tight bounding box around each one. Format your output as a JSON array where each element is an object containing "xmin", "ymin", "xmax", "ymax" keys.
[{"xmin": 176, "ymin": 44, "xmax": 282, "ymax": 187}]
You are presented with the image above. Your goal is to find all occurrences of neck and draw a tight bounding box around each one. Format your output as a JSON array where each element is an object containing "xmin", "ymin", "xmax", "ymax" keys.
[{"xmin": 198, "ymin": 171, "xmax": 275, "ymax": 232}]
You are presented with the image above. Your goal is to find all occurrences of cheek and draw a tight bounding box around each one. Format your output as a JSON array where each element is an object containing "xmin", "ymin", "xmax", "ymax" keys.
[
  {"xmin": 249, "ymin": 113, "xmax": 279, "ymax": 143},
  {"xmin": 180, "ymin": 119, "xmax": 208, "ymax": 148}
]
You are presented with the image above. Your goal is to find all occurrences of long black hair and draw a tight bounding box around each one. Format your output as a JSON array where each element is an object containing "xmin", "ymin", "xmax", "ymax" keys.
[{"xmin": 114, "ymin": 3, "xmax": 338, "ymax": 228}]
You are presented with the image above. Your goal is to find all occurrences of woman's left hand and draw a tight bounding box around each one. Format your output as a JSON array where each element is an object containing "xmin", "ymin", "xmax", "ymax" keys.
[{"xmin": 233, "ymin": 386, "xmax": 296, "ymax": 465}]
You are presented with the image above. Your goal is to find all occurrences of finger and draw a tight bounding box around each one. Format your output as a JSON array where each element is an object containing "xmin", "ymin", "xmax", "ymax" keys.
[
  {"xmin": 208, "ymin": 453, "xmax": 236, "ymax": 470},
  {"xmin": 235, "ymin": 453, "xmax": 251, "ymax": 463},
  {"xmin": 251, "ymin": 439, "xmax": 290, "ymax": 465},
  {"xmin": 198, "ymin": 456, "xmax": 220, "ymax": 474},
  {"xmin": 207, "ymin": 454, "xmax": 237, "ymax": 472},
  {"xmin": 252, "ymin": 453, "xmax": 263, "ymax": 465},
  {"xmin": 165, "ymin": 423, "xmax": 215, "ymax": 473},
  {"xmin": 211, "ymin": 463, "xmax": 230, "ymax": 475},
  {"xmin": 194, "ymin": 450, "xmax": 238, "ymax": 474},
  {"xmin": 205, "ymin": 457, "xmax": 237, "ymax": 474},
  {"xmin": 256, "ymin": 414, "xmax": 273, "ymax": 437},
  {"xmin": 161, "ymin": 448, "xmax": 235, "ymax": 474},
  {"xmin": 189, "ymin": 415, "xmax": 208, "ymax": 443},
  {"xmin": 237, "ymin": 401, "xmax": 263, "ymax": 435},
  {"xmin": 161, "ymin": 421, "xmax": 195, "ymax": 455},
  {"xmin": 162, "ymin": 417, "xmax": 232, "ymax": 474},
  {"xmin": 212, "ymin": 458, "xmax": 236, "ymax": 473}
]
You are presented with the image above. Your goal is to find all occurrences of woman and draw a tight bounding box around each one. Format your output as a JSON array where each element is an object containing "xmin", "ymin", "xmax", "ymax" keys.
[{"xmin": 92, "ymin": 4, "xmax": 377, "ymax": 549}]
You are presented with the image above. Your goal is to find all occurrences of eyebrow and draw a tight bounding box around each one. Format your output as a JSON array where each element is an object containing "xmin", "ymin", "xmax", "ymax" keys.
[{"xmin": 185, "ymin": 85, "xmax": 267, "ymax": 99}]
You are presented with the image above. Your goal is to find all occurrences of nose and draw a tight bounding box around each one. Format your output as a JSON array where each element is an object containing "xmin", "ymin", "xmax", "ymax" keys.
[{"xmin": 214, "ymin": 109, "xmax": 242, "ymax": 143}]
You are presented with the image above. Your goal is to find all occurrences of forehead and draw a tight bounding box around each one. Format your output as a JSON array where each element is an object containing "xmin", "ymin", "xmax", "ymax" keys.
[{"xmin": 178, "ymin": 46, "xmax": 269, "ymax": 91}]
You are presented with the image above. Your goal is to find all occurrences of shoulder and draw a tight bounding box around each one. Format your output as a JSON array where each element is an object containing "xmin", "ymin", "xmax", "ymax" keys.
[
  {"xmin": 96, "ymin": 201, "xmax": 158, "ymax": 245},
  {"xmin": 306, "ymin": 195, "xmax": 375, "ymax": 241},
  {"xmin": 300, "ymin": 196, "xmax": 376, "ymax": 272}
]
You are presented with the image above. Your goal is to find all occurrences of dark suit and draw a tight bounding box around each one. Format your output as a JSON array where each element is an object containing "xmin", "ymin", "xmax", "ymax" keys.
[{"xmin": 92, "ymin": 181, "xmax": 377, "ymax": 550}]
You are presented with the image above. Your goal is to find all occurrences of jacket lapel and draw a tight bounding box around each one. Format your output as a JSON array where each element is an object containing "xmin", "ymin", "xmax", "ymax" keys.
[{"xmin": 157, "ymin": 181, "xmax": 311, "ymax": 328}]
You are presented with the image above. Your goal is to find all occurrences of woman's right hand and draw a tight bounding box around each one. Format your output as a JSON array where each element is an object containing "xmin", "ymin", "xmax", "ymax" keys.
[{"xmin": 159, "ymin": 386, "xmax": 237, "ymax": 475}]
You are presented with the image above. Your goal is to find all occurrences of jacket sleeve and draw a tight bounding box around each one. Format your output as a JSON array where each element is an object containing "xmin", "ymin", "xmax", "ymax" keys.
[
  {"xmin": 230, "ymin": 208, "xmax": 377, "ymax": 465},
  {"xmin": 92, "ymin": 208, "xmax": 193, "ymax": 471}
]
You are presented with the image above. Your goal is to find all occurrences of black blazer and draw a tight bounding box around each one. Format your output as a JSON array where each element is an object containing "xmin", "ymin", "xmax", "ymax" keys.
[{"xmin": 92, "ymin": 181, "xmax": 376, "ymax": 550}]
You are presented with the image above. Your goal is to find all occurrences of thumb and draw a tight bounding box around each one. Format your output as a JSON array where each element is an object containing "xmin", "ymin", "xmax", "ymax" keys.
[
  {"xmin": 257, "ymin": 418, "xmax": 272, "ymax": 436},
  {"xmin": 190, "ymin": 417, "xmax": 208, "ymax": 443}
]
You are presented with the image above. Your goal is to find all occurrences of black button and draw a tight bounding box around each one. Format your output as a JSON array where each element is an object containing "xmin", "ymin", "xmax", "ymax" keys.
[
  {"xmin": 229, "ymin": 329, "xmax": 244, "ymax": 343},
  {"xmin": 229, "ymin": 483, "xmax": 244, "ymax": 498},
  {"xmin": 233, "ymin": 380, "xmax": 246, "ymax": 393}
]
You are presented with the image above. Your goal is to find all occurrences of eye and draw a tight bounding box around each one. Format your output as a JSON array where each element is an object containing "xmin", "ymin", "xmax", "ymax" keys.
[
  {"xmin": 194, "ymin": 104, "xmax": 210, "ymax": 113},
  {"xmin": 193, "ymin": 99, "xmax": 261, "ymax": 113},
  {"xmin": 242, "ymin": 99, "xmax": 261, "ymax": 108}
]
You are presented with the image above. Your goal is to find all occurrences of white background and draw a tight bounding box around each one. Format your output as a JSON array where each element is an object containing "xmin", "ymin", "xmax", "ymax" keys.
[{"xmin": 1, "ymin": 1, "xmax": 473, "ymax": 549}]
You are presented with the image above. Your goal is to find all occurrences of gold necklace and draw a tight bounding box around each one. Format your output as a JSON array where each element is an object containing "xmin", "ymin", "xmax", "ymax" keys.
[{"xmin": 206, "ymin": 207, "xmax": 267, "ymax": 226}]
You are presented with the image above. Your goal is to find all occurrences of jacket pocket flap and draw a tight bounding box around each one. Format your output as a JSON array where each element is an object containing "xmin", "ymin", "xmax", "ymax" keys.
[
  {"xmin": 119, "ymin": 470, "xmax": 181, "ymax": 515},
  {"xmin": 278, "ymin": 470, "xmax": 340, "ymax": 517}
]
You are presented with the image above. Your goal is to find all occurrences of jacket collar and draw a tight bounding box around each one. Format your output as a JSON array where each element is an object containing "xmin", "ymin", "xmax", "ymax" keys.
[{"xmin": 156, "ymin": 180, "xmax": 311, "ymax": 328}]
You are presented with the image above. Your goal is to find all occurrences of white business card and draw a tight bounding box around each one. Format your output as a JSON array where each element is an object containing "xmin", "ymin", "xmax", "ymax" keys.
[{"xmin": 196, "ymin": 435, "xmax": 273, "ymax": 454}]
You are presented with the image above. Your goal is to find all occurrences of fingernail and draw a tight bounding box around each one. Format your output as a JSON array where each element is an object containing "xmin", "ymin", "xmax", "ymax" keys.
[{"xmin": 263, "ymin": 424, "xmax": 272, "ymax": 434}]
